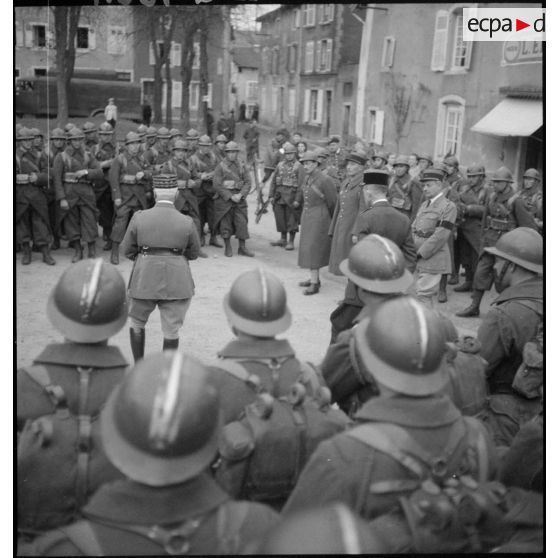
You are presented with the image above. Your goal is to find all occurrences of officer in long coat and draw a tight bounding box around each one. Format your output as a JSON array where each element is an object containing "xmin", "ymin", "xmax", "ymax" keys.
[
  {"xmin": 19, "ymin": 352, "xmax": 279, "ymax": 556},
  {"xmin": 295, "ymin": 151, "xmax": 338, "ymax": 295},
  {"xmin": 53, "ymin": 128, "xmax": 103, "ymax": 262},
  {"xmin": 412, "ymin": 167, "xmax": 457, "ymax": 306},
  {"xmin": 122, "ymin": 174, "xmax": 200, "ymax": 359},
  {"xmin": 16, "ymin": 127, "xmax": 55, "ymax": 266},
  {"xmin": 268, "ymin": 142, "xmax": 306, "ymax": 250},
  {"xmin": 457, "ymin": 167, "xmax": 537, "ymax": 317},
  {"xmin": 108, "ymin": 132, "xmax": 152, "ymax": 265},
  {"xmin": 477, "ymin": 228, "xmax": 543, "ymax": 447},
  {"xmin": 213, "ymin": 141, "xmax": 255, "ymax": 258},
  {"xmin": 283, "ymin": 297, "xmax": 498, "ymax": 519},
  {"xmin": 328, "ymin": 151, "xmax": 367, "ymax": 275}
]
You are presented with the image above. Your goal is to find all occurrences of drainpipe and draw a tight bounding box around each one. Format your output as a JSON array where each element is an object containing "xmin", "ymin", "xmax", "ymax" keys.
[{"xmin": 355, "ymin": 5, "xmax": 374, "ymax": 138}]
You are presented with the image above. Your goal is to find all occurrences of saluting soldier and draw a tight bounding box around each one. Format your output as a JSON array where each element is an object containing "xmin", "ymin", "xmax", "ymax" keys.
[
  {"xmin": 108, "ymin": 132, "xmax": 152, "ymax": 265},
  {"xmin": 45, "ymin": 128, "xmax": 67, "ymax": 250},
  {"xmin": 387, "ymin": 155, "xmax": 423, "ymax": 222},
  {"xmin": 411, "ymin": 167, "xmax": 457, "ymax": 306},
  {"xmin": 268, "ymin": 142, "xmax": 305, "ymax": 250},
  {"xmin": 457, "ymin": 167, "xmax": 537, "ymax": 317},
  {"xmin": 53, "ymin": 127, "xmax": 103, "ymax": 262},
  {"xmin": 189, "ymin": 134, "xmax": 222, "ymax": 248},
  {"xmin": 518, "ymin": 168, "xmax": 543, "ymax": 231},
  {"xmin": 16, "ymin": 127, "xmax": 55, "ymax": 266},
  {"xmin": 213, "ymin": 141, "xmax": 255, "ymax": 258}
]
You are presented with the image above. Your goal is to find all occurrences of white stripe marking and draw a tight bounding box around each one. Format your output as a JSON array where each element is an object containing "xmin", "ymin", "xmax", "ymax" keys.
[
  {"xmin": 336, "ymin": 504, "xmax": 361, "ymax": 554},
  {"xmin": 81, "ymin": 258, "xmax": 103, "ymax": 321},
  {"xmin": 259, "ymin": 267, "xmax": 269, "ymax": 318},
  {"xmin": 409, "ymin": 298, "xmax": 429, "ymax": 369}
]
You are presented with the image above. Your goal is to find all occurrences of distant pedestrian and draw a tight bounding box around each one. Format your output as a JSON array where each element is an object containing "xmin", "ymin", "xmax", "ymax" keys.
[
  {"xmin": 252, "ymin": 102, "xmax": 259, "ymax": 122},
  {"xmin": 243, "ymin": 119, "xmax": 260, "ymax": 164},
  {"xmin": 141, "ymin": 98, "xmax": 152, "ymax": 126},
  {"xmin": 239, "ymin": 101, "xmax": 246, "ymax": 122},
  {"xmin": 206, "ymin": 107, "xmax": 214, "ymax": 138},
  {"xmin": 227, "ymin": 109, "xmax": 236, "ymax": 141},
  {"xmin": 104, "ymin": 98, "xmax": 117, "ymax": 130}
]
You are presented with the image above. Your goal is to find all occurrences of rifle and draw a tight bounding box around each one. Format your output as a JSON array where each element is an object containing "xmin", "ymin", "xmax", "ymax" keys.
[
  {"xmin": 253, "ymin": 158, "xmax": 266, "ymax": 220},
  {"xmin": 255, "ymin": 197, "xmax": 271, "ymax": 224}
]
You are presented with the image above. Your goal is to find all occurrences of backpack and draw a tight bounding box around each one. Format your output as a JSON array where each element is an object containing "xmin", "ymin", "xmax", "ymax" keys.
[
  {"xmin": 214, "ymin": 383, "xmax": 352, "ymax": 502},
  {"xmin": 443, "ymin": 336, "xmax": 488, "ymax": 417},
  {"xmin": 17, "ymin": 365, "xmax": 123, "ymax": 534},
  {"xmin": 346, "ymin": 416, "xmax": 490, "ymax": 498},
  {"xmin": 59, "ymin": 501, "xmax": 251, "ymax": 556}
]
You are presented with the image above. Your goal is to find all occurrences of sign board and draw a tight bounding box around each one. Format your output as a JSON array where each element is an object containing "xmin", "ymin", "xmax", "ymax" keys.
[{"xmin": 502, "ymin": 41, "xmax": 543, "ymax": 65}]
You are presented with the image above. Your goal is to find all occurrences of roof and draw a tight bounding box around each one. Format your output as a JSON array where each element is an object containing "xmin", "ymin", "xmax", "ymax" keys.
[
  {"xmin": 471, "ymin": 98, "xmax": 542, "ymax": 137},
  {"xmin": 232, "ymin": 47, "xmax": 260, "ymax": 70},
  {"xmin": 256, "ymin": 5, "xmax": 291, "ymax": 22}
]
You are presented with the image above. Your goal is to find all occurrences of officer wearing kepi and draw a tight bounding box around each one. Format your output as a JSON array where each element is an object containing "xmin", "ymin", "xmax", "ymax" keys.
[
  {"xmin": 122, "ymin": 174, "xmax": 200, "ymax": 360},
  {"xmin": 19, "ymin": 352, "xmax": 279, "ymax": 555},
  {"xmin": 457, "ymin": 166, "xmax": 537, "ymax": 317}
]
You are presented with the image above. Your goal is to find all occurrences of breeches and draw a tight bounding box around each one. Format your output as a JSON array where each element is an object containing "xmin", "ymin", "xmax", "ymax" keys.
[
  {"xmin": 16, "ymin": 200, "xmax": 51, "ymax": 246},
  {"xmin": 95, "ymin": 187, "xmax": 114, "ymax": 231},
  {"xmin": 218, "ymin": 204, "xmax": 249, "ymax": 240},
  {"xmin": 61, "ymin": 188, "xmax": 98, "ymax": 243},
  {"xmin": 129, "ymin": 298, "xmax": 191, "ymax": 339},
  {"xmin": 415, "ymin": 272, "xmax": 442, "ymax": 307},
  {"xmin": 472, "ymin": 252, "xmax": 496, "ymax": 291},
  {"xmin": 111, "ymin": 198, "xmax": 143, "ymax": 243},
  {"xmin": 272, "ymin": 203, "xmax": 300, "ymax": 233}
]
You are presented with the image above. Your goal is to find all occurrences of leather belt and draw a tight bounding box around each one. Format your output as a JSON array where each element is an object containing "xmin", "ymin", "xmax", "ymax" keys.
[
  {"xmin": 140, "ymin": 246, "xmax": 183, "ymax": 256},
  {"xmin": 486, "ymin": 216, "xmax": 514, "ymax": 232},
  {"xmin": 16, "ymin": 174, "xmax": 30, "ymax": 184},
  {"xmin": 121, "ymin": 174, "xmax": 137, "ymax": 185},
  {"xmin": 413, "ymin": 230, "xmax": 433, "ymax": 239}
]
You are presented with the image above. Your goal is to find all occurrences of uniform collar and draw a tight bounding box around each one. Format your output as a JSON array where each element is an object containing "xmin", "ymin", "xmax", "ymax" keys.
[
  {"xmin": 84, "ymin": 474, "xmax": 229, "ymax": 525},
  {"xmin": 218, "ymin": 338, "xmax": 295, "ymax": 359},
  {"xmin": 355, "ymin": 394, "xmax": 461, "ymax": 427},
  {"xmin": 429, "ymin": 191, "xmax": 445, "ymax": 205},
  {"xmin": 493, "ymin": 277, "xmax": 542, "ymax": 305},
  {"xmin": 34, "ymin": 342, "xmax": 128, "ymax": 368},
  {"xmin": 155, "ymin": 200, "xmax": 176, "ymax": 207},
  {"xmin": 371, "ymin": 199, "xmax": 389, "ymax": 206}
]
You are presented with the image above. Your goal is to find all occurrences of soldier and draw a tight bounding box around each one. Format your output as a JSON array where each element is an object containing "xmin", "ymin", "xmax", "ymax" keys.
[
  {"xmin": 370, "ymin": 150, "xmax": 389, "ymax": 171},
  {"xmin": 30, "ymin": 127, "xmax": 46, "ymax": 156},
  {"xmin": 210, "ymin": 268, "xmax": 321, "ymax": 423},
  {"xmin": 29, "ymin": 127, "xmax": 51, "ymax": 255},
  {"xmin": 91, "ymin": 122, "xmax": 117, "ymax": 251},
  {"xmin": 328, "ymin": 151, "xmax": 367, "ymax": 275},
  {"xmin": 412, "ymin": 167, "xmax": 457, "ymax": 306},
  {"xmin": 268, "ymin": 142, "xmax": 305, "ymax": 250},
  {"xmin": 53, "ymin": 127, "xmax": 103, "ymax": 262},
  {"xmin": 456, "ymin": 167, "xmax": 537, "ymax": 317},
  {"xmin": 477, "ymin": 227, "xmax": 543, "ymax": 447},
  {"xmin": 324, "ymin": 134, "xmax": 348, "ymax": 183},
  {"xmin": 144, "ymin": 125, "xmax": 158, "ymax": 154},
  {"xmin": 216, "ymin": 111, "xmax": 231, "ymax": 140},
  {"xmin": 169, "ymin": 127, "xmax": 183, "ymax": 148},
  {"xmin": 416, "ymin": 153, "xmax": 433, "ymax": 179},
  {"xmin": 108, "ymin": 132, "xmax": 152, "ymax": 265},
  {"xmin": 243, "ymin": 118, "xmax": 260, "ymax": 165},
  {"xmin": 315, "ymin": 147, "xmax": 329, "ymax": 171},
  {"xmin": 19, "ymin": 352, "xmax": 279, "ymax": 555},
  {"xmin": 387, "ymin": 155, "xmax": 423, "ymax": 222},
  {"xmin": 518, "ymin": 168, "xmax": 543, "ymax": 231},
  {"xmin": 213, "ymin": 141, "xmax": 255, "ymax": 258},
  {"xmin": 261, "ymin": 134, "xmax": 285, "ymax": 184},
  {"xmin": 16, "ymin": 127, "xmax": 55, "ymax": 266},
  {"xmin": 17, "ymin": 259, "xmax": 129, "ymax": 535},
  {"xmin": 295, "ymin": 151, "xmax": 338, "ymax": 295},
  {"xmin": 184, "ymin": 128, "xmax": 199, "ymax": 157},
  {"xmin": 46, "ymin": 127, "xmax": 67, "ymax": 250},
  {"xmin": 452, "ymin": 164, "xmax": 489, "ymax": 293},
  {"xmin": 122, "ymin": 174, "xmax": 200, "ymax": 359},
  {"xmin": 189, "ymin": 134, "xmax": 222, "ymax": 248},
  {"xmin": 82, "ymin": 122, "xmax": 98, "ymax": 152},
  {"xmin": 214, "ymin": 133, "xmax": 228, "ymax": 162},
  {"xmin": 283, "ymin": 296, "xmax": 498, "ymax": 518},
  {"xmin": 322, "ymin": 236, "xmax": 414, "ymax": 413},
  {"xmin": 143, "ymin": 127, "xmax": 172, "ymax": 172}
]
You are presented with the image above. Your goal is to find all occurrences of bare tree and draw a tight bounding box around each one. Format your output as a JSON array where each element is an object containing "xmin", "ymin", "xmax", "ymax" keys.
[
  {"xmin": 198, "ymin": 8, "xmax": 211, "ymax": 134},
  {"xmin": 52, "ymin": 6, "xmax": 81, "ymax": 125}
]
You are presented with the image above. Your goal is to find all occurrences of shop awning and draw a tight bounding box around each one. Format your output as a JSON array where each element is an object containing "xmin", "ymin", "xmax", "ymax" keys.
[{"xmin": 471, "ymin": 98, "xmax": 542, "ymax": 137}]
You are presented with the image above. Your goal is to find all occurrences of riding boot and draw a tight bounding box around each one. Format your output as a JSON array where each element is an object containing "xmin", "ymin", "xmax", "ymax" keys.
[
  {"xmin": 71, "ymin": 241, "xmax": 83, "ymax": 263},
  {"xmin": 271, "ymin": 233, "xmax": 287, "ymax": 247},
  {"xmin": 87, "ymin": 242, "xmax": 96, "ymax": 259},
  {"xmin": 41, "ymin": 245, "xmax": 56, "ymax": 265},
  {"xmin": 437, "ymin": 275, "xmax": 448, "ymax": 303},
  {"xmin": 21, "ymin": 242, "xmax": 32, "ymax": 265},
  {"xmin": 238, "ymin": 239, "xmax": 255, "ymax": 257},
  {"xmin": 456, "ymin": 289, "xmax": 484, "ymax": 317},
  {"xmin": 224, "ymin": 237, "xmax": 233, "ymax": 257},
  {"xmin": 209, "ymin": 234, "xmax": 223, "ymax": 248},
  {"xmin": 163, "ymin": 337, "xmax": 179, "ymax": 351},
  {"xmin": 285, "ymin": 231, "xmax": 296, "ymax": 251},
  {"xmin": 51, "ymin": 237, "xmax": 60, "ymax": 250},
  {"xmin": 448, "ymin": 272, "xmax": 459, "ymax": 285},
  {"xmin": 129, "ymin": 328, "xmax": 145, "ymax": 363},
  {"xmin": 110, "ymin": 242, "xmax": 120, "ymax": 265}
]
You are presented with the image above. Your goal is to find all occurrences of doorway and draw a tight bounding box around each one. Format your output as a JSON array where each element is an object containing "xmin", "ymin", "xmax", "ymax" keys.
[
  {"xmin": 325, "ymin": 90, "xmax": 332, "ymax": 137},
  {"xmin": 342, "ymin": 103, "xmax": 351, "ymax": 142}
]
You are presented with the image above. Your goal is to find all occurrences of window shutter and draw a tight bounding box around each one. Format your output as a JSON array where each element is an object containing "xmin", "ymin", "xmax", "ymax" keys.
[
  {"xmin": 308, "ymin": 5, "xmax": 316, "ymax": 26},
  {"xmin": 207, "ymin": 83, "xmax": 213, "ymax": 109},
  {"xmin": 374, "ymin": 110, "xmax": 385, "ymax": 144},
  {"xmin": 326, "ymin": 39, "xmax": 332, "ymax": 71},
  {"xmin": 172, "ymin": 42, "xmax": 181, "ymax": 67},
  {"xmin": 316, "ymin": 89, "xmax": 324, "ymax": 124},
  {"xmin": 193, "ymin": 42, "xmax": 200, "ymax": 69},
  {"xmin": 149, "ymin": 43, "xmax": 155, "ymax": 65},
  {"xmin": 162, "ymin": 81, "xmax": 167, "ymax": 110},
  {"xmin": 16, "ymin": 22, "xmax": 23, "ymax": 47},
  {"xmin": 89, "ymin": 28, "xmax": 96, "ymax": 50},
  {"xmin": 464, "ymin": 42, "xmax": 473, "ymax": 70},
  {"xmin": 24, "ymin": 24, "xmax": 33, "ymax": 47},
  {"xmin": 315, "ymin": 41, "xmax": 322, "ymax": 71},
  {"xmin": 431, "ymin": 10, "xmax": 449, "ymax": 71},
  {"xmin": 294, "ymin": 9, "xmax": 300, "ymax": 28},
  {"xmin": 171, "ymin": 80, "xmax": 182, "ymax": 108},
  {"xmin": 303, "ymin": 89, "xmax": 311, "ymax": 122}
]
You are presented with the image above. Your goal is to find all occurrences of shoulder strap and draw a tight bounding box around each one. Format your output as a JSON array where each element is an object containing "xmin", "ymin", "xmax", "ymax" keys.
[
  {"xmin": 507, "ymin": 192, "xmax": 520, "ymax": 209},
  {"xmin": 310, "ymin": 182, "xmax": 325, "ymax": 200},
  {"xmin": 58, "ymin": 520, "xmax": 104, "ymax": 556},
  {"xmin": 76, "ymin": 367, "xmax": 94, "ymax": 508},
  {"xmin": 348, "ymin": 334, "xmax": 367, "ymax": 386},
  {"xmin": 118, "ymin": 153, "xmax": 128, "ymax": 171},
  {"xmin": 298, "ymin": 361, "xmax": 323, "ymax": 395},
  {"xmin": 462, "ymin": 417, "xmax": 490, "ymax": 482},
  {"xmin": 62, "ymin": 151, "xmax": 72, "ymax": 169},
  {"xmin": 212, "ymin": 358, "xmax": 252, "ymax": 384},
  {"xmin": 217, "ymin": 501, "xmax": 250, "ymax": 554},
  {"xmin": 22, "ymin": 365, "xmax": 68, "ymax": 412}
]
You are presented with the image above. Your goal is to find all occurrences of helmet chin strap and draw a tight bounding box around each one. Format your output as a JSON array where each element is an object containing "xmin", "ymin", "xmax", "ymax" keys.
[{"xmin": 494, "ymin": 260, "xmax": 512, "ymax": 293}]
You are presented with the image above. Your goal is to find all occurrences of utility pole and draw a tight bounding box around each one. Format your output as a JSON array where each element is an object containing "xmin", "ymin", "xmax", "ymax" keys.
[{"xmin": 355, "ymin": 5, "xmax": 374, "ymax": 138}]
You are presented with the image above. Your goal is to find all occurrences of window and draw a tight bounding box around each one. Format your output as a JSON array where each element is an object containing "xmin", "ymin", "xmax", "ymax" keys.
[
  {"xmin": 431, "ymin": 6, "xmax": 473, "ymax": 72},
  {"xmin": 435, "ymin": 96, "xmax": 465, "ymax": 159},
  {"xmin": 192, "ymin": 42, "xmax": 200, "ymax": 69},
  {"xmin": 288, "ymin": 88, "xmax": 296, "ymax": 117},
  {"xmin": 304, "ymin": 41, "xmax": 314, "ymax": 73},
  {"xmin": 272, "ymin": 47, "xmax": 280, "ymax": 75},
  {"xmin": 288, "ymin": 43, "xmax": 298, "ymax": 73},
  {"xmin": 108, "ymin": 26, "xmax": 126, "ymax": 55},
  {"xmin": 317, "ymin": 39, "xmax": 332, "ymax": 72},
  {"xmin": 321, "ymin": 4, "xmax": 334, "ymax": 23},
  {"xmin": 190, "ymin": 82, "xmax": 200, "ymax": 110},
  {"xmin": 171, "ymin": 42, "xmax": 181, "ymax": 67},
  {"xmin": 367, "ymin": 108, "xmax": 385, "ymax": 144},
  {"xmin": 302, "ymin": 4, "xmax": 316, "ymax": 27},
  {"xmin": 246, "ymin": 81, "xmax": 258, "ymax": 100},
  {"xmin": 15, "ymin": 68, "xmax": 20, "ymax": 78},
  {"xmin": 16, "ymin": 21, "xmax": 23, "ymax": 47},
  {"xmin": 34, "ymin": 68, "xmax": 47, "ymax": 76},
  {"xmin": 172, "ymin": 80, "xmax": 182, "ymax": 108},
  {"xmin": 381, "ymin": 36, "xmax": 395, "ymax": 69},
  {"xmin": 149, "ymin": 41, "xmax": 165, "ymax": 65},
  {"xmin": 76, "ymin": 27, "xmax": 95, "ymax": 50},
  {"xmin": 115, "ymin": 70, "xmax": 132, "ymax": 82},
  {"xmin": 451, "ymin": 13, "xmax": 472, "ymax": 70},
  {"xmin": 303, "ymin": 88, "xmax": 323, "ymax": 124},
  {"xmin": 294, "ymin": 9, "xmax": 301, "ymax": 28}
]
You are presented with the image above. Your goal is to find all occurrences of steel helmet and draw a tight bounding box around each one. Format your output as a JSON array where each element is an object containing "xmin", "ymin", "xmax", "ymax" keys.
[
  {"xmin": 46, "ymin": 258, "xmax": 127, "ymax": 343},
  {"xmin": 339, "ymin": 234, "xmax": 414, "ymax": 294},
  {"xmin": 372, "ymin": 150, "xmax": 388, "ymax": 163},
  {"xmin": 16, "ymin": 123, "xmax": 22, "ymax": 134},
  {"xmin": 64, "ymin": 123, "xmax": 76, "ymax": 133},
  {"xmin": 82, "ymin": 121, "xmax": 97, "ymax": 133},
  {"xmin": 315, "ymin": 147, "xmax": 328, "ymax": 159},
  {"xmin": 466, "ymin": 164, "xmax": 486, "ymax": 177},
  {"xmin": 327, "ymin": 134, "xmax": 341, "ymax": 144},
  {"xmin": 98, "ymin": 122, "xmax": 114, "ymax": 134},
  {"xmin": 224, "ymin": 268, "xmax": 292, "ymax": 337},
  {"xmin": 393, "ymin": 155, "xmax": 410, "ymax": 167},
  {"xmin": 523, "ymin": 168, "xmax": 541, "ymax": 181},
  {"xmin": 101, "ymin": 351, "xmax": 221, "ymax": 486},
  {"xmin": 186, "ymin": 128, "xmax": 200, "ymax": 140},
  {"xmin": 169, "ymin": 128, "xmax": 182, "ymax": 138},
  {"xmin": 50, "ymin": 128, "xmax": 66, "ymax": 140},
  {"xmin": 224, "ymin": 141, "xmax": 240, "ymax": 152},
  {"xmin": 145, "ymin": 126, "xmax": 157, "ymax": 138},
  {"xmin": 484, "ymin": 227, "xmax": 543, "ymax": 274},
  {"xmin": 282, "ymin": 142, "xmax": 297, "ymax": 154},
  {"xmin": 215, "ymin": 134, "xmax": 228, "ymax": 144},
  {"xmin": 125, "ymin": 132, "xmax": 142, "ymax": 145},
  {"xmin": 198, "ymin": 134, "xmax": 212, "ymax": 146},
  {"xmin": 492, "ymin": 166, "xmax": 513, "ymax": 182},
  {"xmin": 157, "ymin": 127, "xmax": 171, "ymax": 139},
  {"xmin": 29, "ymin": 127, "xmax": 43, "ymax": 138},
  {"xmin": 418, "ymin": 154, "xmax": 433, "ymax": 165},
  {"xmin": 172, "ymin": 139, "xmax": 188, "ymax": 151},
  {"xmin": 137, "ymin": 124, "xmax": 148, "ymax": 137},
  {"xmin": 443, "ymin": 155, "xmax": 459, "ymax": 168},
  {"xmin": 67, "ymin": 127, "xmax": 85, "ymax": 140},
  {"xmin": 300, "ymin": 151, "xmax": 319, "ymax": 163},
  {"xmin": 353, "ymin": 296, "xmax": 449, "ymax": 396},
  {"xmin": 17, "ymin": 127, "xmax": 34, "ymax": 141}
]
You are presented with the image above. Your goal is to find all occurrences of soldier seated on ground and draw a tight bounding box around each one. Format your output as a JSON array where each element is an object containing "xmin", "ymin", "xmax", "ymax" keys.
[{"xmin": 210, "ymin": 268, "xmax": 323, "ymax": 424}]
